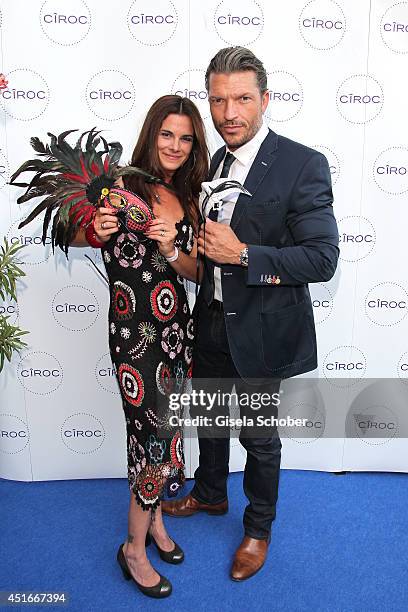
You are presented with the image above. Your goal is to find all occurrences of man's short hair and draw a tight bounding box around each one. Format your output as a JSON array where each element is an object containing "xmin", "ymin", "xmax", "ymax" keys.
[{"xmin": 205, "ymin": 46, "xmax": 268, "ymax": 94}]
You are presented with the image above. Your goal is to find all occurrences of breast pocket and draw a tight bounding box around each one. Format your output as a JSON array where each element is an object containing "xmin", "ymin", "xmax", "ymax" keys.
[{"xmin": 251, "ymin": 200, "xmax": 280, "ymax": 215}]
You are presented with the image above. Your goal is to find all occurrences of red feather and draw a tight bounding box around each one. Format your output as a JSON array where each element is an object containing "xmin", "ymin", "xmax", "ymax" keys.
[
  {"xmin": 91, "ymin": 161, "xmax": 101, "ymax": 176},
  {"xmin": 79, "ymin": 155, "xmax": 91, "ymax": 183},
  {"xmin": 63, "ymin": 172, "xmax": 88, "ymax": 184},
  {"xmin": 69, "ymin": 201, "xmax": 94, "ymax": 227}
]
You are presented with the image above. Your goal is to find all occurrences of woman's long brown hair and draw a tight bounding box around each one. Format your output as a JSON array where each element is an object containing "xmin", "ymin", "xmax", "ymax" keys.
[{"xmin": 124, "ymin": 95, "xmax": 209, "ymax": 230}]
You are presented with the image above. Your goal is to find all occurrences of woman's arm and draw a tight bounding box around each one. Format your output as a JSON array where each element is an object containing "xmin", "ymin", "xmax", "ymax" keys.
[
  {"xmin": 69, "ymin": 208, "xmax": 119, "ymax": 247},
  {"xmin": 70, "ymin": 227, "xmax": 88, "ymax": 247},
  {"xmin": 145, "ymin": 218, "xmax": 203, "ymax": 283},
  {"xmin": 167, "ymin": 239, "xmax": 203, "ymax": 283}
]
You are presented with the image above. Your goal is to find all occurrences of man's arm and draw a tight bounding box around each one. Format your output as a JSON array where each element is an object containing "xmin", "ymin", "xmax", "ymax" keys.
[{"xmin": 247, "ymin": 152, "xmax": 339, "ymax": 286}]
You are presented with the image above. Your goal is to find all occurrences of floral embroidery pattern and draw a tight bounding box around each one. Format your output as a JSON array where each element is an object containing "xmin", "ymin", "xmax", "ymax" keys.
[
  {"xmin": 170, "ymin": 432, "xmax": 183, "ymax": 469},
  {"xmin": 114, "ymin": 233, "xmax": 146, "ymax": 268},
  {"xmin": 129, "ymin": 322, "xmax": 157, "ymax": 360},
  {"xmin": 120, "ymin": 327, "xmax": 131, "ymax": 339},
  {"xmin": 146, "ymin": 434, "xmax": 166, "ymax": 464},
  {"xmin": 151, "ymin": 250, "xmax": 167, "ymax": 272},
  {"xmin": 155, "ymin": 361, "xmax": 174, "ymax": 395},
  {"xmin": 161, "ymin": 322, "xmax": 184, "ymax": 359},
  {"xmin": 112, "ymin": 281, "xmax": 136, "ymax": 321},
  {"xmin": 118, "ymin": 363, "xmax": 144, "ymax": 407},
  {"xmin": 150, "ymin": 281, "xmax": 178, "ymax": 322},
  {"xmin": 186, "ymin": 318, "xmax": 194, "ymax": 340}
]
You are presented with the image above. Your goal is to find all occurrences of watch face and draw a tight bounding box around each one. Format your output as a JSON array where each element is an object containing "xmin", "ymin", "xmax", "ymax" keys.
[{"xmin": 240, "ymin": 248, "xmax": 249, "ymax": 266}]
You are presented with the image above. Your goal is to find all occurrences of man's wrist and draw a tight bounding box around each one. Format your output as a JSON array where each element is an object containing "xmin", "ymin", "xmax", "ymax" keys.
[{"xmin": 238, "ymin": 243, "xmax": 248, "ymax": 267}]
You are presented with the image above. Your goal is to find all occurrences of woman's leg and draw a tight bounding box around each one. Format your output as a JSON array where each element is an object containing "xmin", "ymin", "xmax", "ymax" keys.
[
  {"xmin": 149, "ymin": 503, "xmax": 177, "ymax": 552},
  {"xmin": 123, "ymin": 494, "xmax": 161, "ymax": 587}
]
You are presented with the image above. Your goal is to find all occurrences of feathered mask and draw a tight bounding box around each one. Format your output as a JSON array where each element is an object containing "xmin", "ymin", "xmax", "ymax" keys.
[{"xmin": 9, "ymin": 128, "xmax": 170, "ymax": 254}]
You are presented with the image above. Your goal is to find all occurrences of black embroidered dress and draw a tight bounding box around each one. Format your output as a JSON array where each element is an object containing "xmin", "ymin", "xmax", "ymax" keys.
[{"xmin": 102, "ymin": 217, "xmax": 194, "ymax": 510}]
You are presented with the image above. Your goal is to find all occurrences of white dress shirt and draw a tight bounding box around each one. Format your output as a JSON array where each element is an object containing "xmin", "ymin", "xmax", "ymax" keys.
[{"xmin": 210, "ymin": 121, "xmax": 269, "ymax": 301}]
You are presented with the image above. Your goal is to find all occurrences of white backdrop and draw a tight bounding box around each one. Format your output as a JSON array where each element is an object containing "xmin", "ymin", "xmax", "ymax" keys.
[{"xmin": 1, "ymin": 0, "xmax": 408, "ymax": 483}]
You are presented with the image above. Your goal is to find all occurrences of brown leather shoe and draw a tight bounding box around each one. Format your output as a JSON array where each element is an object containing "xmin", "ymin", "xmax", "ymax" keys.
[
  {"xmin": 230, "ymin": 536, "xmax": 270, "ymax": 581},
  {"xmin": 161, "ymin": 494, "xmax": 228, "ymax": 517}
]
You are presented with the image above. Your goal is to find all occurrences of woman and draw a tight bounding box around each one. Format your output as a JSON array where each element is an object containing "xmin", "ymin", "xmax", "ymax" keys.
[{"xmin": 72, "ymin": 96, "xmax": 208, "ymax": 598}]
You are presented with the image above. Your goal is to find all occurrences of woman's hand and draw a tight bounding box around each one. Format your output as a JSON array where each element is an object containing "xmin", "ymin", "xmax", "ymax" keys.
[
  {"xmin": 94, "ymin": 207, "xmax": 119, "ymax": 243},
  {"xmin": 144, "ymin": 217, "xmax": 177, "ymax": 257}
]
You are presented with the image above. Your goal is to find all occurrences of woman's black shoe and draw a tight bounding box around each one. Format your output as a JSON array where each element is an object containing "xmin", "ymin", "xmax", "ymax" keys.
[
  {"xmin": 146, "ymin": 532, "xmax": 184, "ymax": 564},
  {"xmin": 117, "ymin": 544, "xmax": 172, "ymax": 599}
]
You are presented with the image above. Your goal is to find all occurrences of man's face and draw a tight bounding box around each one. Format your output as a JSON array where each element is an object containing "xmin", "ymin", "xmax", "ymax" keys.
[{"xmin": 208, "ymin": 70, "xmax": 269, "ymax": 150}]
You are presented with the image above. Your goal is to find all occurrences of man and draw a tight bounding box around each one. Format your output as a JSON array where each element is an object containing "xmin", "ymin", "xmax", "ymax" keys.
[{"xmin": 162, "ymin": 47, "xmax": 339, "ymax": 581}]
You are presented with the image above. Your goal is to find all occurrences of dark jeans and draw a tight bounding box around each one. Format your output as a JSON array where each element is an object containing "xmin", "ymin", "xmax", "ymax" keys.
[{"xmin": 190, "ymin": 298, "xmax": 282, "ymax": 540}]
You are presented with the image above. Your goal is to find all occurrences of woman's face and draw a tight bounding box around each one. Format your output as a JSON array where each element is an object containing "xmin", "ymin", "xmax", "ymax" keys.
[{"xmin": 157, "ymin": 113, "xmax": 194, "ymax": 180}]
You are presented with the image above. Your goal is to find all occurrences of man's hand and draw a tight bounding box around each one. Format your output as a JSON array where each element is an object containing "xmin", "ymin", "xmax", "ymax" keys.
[{"xmin": 197, "ymin": 218, "xmax": 246, "ymax": 265}]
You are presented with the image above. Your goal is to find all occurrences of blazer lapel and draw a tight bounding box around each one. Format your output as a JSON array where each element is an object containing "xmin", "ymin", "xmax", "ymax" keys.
[
  {"xmin": 208, "ymin": 146, "xmax": 225, "ymax": 180},
  {"xmin": 230, "ymin": 130, "xmax": 279, "ymax": 231}
]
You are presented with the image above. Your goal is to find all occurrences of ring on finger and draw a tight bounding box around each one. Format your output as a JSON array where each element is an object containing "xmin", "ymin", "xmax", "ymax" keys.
[
  {"xmin": 160, "ymin": 230, "xmax": 165, "ymax": 236},
  {"xmin": 101, "ymin": 222, "xmax": 106, "ymax": 230}
]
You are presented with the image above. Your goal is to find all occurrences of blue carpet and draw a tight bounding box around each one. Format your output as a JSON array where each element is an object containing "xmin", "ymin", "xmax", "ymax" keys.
[{"xmin": 1, "ymin": 470, "xmax": 407, "ymax": 612}]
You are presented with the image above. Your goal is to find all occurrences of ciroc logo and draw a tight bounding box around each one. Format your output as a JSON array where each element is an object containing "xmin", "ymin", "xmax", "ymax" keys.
[
  {"xmin": 214, "ymin": 0, "xmax": 264, "ymax": 45},
  {"xmin": 266, "ymin": 71, "xmax": 303, "ymax": 123},
  {"xmin": 86, "ymin": 70, "xmax": 135, "ymax": 121},
  {"xmin": 95, "ymin": 353, "xmax": 120, "ymax": 395},
  {"xmin": 365, "ymin": 282, "xmax": 408, "ymax": 326},
  {"xmin": 7, "ymin": 216, "xmax": 52, "ymax": 266},
  {"xmin": 373, "ymin": 146, "xmax": 408, "ymax": 195},
  {"xmin": 280, "ymin": 402, "xmax": 326, "ymax": 444},
  {"xmin": 0, "ymin": 69, "xmax": 49, "ymax": 121},
  {"xmin": 310, "ymin": 283, "xmax": 334, "ymax": 324},
  {"xmin": 336, "ymin": 74, "xmax": 383, "ymax": 124},
  {"xmin": 311, "ymin": 145, "xmax": 340, "ymax": 185},
  {"xmin": 52, "ymin": 285, "xmax": 99, "ymax": 332},
  {"xmin": 17, "ymin": 351, "xmax": 63, "ymax": 395},
  {"xmin": 352, "ymin": 406, "xmax": 398, "ymax": 445},
  {"xmin": 0, "ymin": 414, "xmax": 29, "ymax": 455},
  {"xmin": 0, "ymin": 300, "xmax": 19, "ymax": 326},
  {"xmin": 397, "ymin": 351, "xmax": 408, "ymax": 382},
  {"xmin": 323, "ymin": 345, "xmax": 367, "ymax": 388},
  {"xmin": 172, "ymin": 69, "xmax": 208, "ymax": 119},
  {"xmin": 40, "ymin": 0, "xmax": 91, "ymax": 46},
  {"xmin": 127, "ymin": 0, "xmax": 178, "ymax": 46},
  {"xmin": 299, "ymin": 0, "xmax": 346, "ymax": 50},
  {"xmin": 61, "ymin": 413, "xmax": 105, "ymax": 454},
  {"xmin": 381, "ymin": 1, "xmax": 408, "ymax": 54},
  {"xmin": 0, "ymin": 148, "xmax": 10, "ymax": 189},
  {"xmin": 338, "ymin": 216, "xmax": 376, "ymax": 262}
]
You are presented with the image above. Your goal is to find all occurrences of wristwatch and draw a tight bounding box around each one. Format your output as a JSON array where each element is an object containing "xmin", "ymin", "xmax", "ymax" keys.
[{"xmin": 239, "ymin": 246, "xmax": 249, "ymax": 267}]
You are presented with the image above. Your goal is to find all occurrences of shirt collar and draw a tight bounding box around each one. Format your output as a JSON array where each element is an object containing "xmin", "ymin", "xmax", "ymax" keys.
[{"xmin": 225, "ymin": 120, "xmax": 269, "ymax": 167}]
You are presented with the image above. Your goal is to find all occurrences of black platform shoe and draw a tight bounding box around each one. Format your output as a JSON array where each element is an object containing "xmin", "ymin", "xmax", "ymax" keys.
[
  {"xmin": 117, "ymin": 544, "xmax": 172, "ymax": 598},
  {"xmin": 146, "ymin": 532, "xmax": 185, "ymax": 564}
]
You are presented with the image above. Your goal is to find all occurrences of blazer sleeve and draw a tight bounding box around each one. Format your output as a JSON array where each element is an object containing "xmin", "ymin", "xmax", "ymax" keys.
[{"xmin": 247, "ymin": 152, "xmax": 339, "ymax": 286}]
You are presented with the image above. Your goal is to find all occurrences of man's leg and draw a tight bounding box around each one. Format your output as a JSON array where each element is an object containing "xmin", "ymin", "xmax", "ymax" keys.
[
  {"xmin": 190, "ymin": 299, "xmax": 236, "ymax": 505},
  {"xmin": 237, "ymin": 379, "xmax": 282, "ymax": 539},
  {"xmin": 190, "ymin": 346, "xmax": 234, "ymax": 505},
  {"xmin": 162, "ymin": 298, "xmax": 235, "ymax": 515}
]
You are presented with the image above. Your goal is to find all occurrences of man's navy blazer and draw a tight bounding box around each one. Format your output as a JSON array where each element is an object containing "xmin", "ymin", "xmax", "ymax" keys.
[{"xmin": 198, "ymin": 128, "xmax": 339, "ymax": 380}]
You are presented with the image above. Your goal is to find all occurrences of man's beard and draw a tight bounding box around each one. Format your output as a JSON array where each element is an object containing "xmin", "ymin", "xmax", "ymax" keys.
[{"xmin": 215, "ymin": 117, "xmax": 263, "ymax": 150}]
